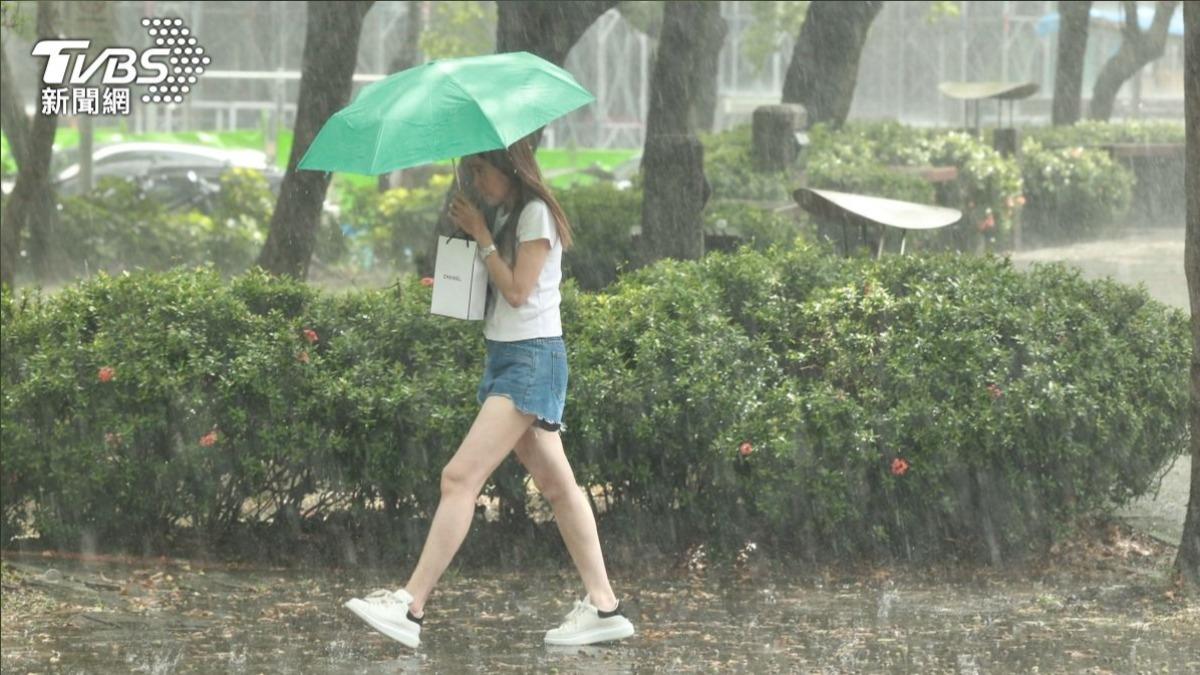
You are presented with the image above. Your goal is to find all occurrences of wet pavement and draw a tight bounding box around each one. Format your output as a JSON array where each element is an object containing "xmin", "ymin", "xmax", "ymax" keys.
[{"xmin": 3, "ymin": 525, "xmax": 1198, "ymax": 674}]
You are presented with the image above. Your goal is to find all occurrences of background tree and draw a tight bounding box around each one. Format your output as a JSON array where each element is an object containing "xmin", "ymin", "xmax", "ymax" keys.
[
  {"xmin": 420, "ymin": 0, "xmax": 495, "ymax": 59},
  {"xmin": 1089, "ymin": 0, "xmax": 1178, "ymax": 121},
  {"xmin": 256, "ymin": 1, "xmax": 375, "ymax": 281},
  {"xmin": 379, "ymin": 0, "xmax": 427, "ymax": 192},
  {"xmin": 1053, "ymin": 0, "xmax": 1093, "ymax": 125},
  {"xmin": 741, "ymin": 1, "xmax": 808, "ymax": 80},
  {"xmin": 616, "ymin": 0, "xmax": 661, "ymax": 38},
  {"xmin": 640, "ymin": 0, "xmax": 722, "ymax": 263},
  {"xmin": 689, "ymin": 2, "xmax": 728, "ymax": 133},
  {"xmin": 1175, "ymin": 0, "xmax": 1199, "ymax": 588},
  {"xmin": 0, "ymin": 44, "xmax": 30, "ymax": 170},
  {"xmin": 782, "ymin": 0, "xmax": 885, "ymax": 129},
  {"xmin": 1, "ymin": 0, "xmax": 61, "ymax": 289},
  {"xmin": 613, "ymin": 1, "xmax": 724, "ymax": 132},
  {"xmin": 496, "ymin": 0, "xmax": 618, "ymax": 82}
]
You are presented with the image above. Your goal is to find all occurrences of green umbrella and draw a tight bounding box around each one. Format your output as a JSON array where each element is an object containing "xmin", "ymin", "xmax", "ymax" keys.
[{"xmin": 298, "ymin": 51, "xmax": 595, "ymax": 175}]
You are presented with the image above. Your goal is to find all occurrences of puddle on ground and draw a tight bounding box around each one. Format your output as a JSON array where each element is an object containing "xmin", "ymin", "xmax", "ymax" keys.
[
  {"xmin": 3, "ymin": 548, "xmax": 1197, "ymax": 674},
  {"xmin": 1011, "ymin": 227, "xmax": 1187, "ymax": 312}
]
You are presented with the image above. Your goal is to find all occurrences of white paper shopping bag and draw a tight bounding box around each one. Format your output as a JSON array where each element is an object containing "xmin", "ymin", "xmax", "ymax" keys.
[{"xmin": 430, "ymin": 235, "xmax": 488, "ymax": 320}]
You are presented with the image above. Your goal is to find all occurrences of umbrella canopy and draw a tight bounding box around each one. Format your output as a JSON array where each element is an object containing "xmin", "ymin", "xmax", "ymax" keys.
[{"xmin": 298, "ymin": 51, "xmax": 594, "ymax": 175}]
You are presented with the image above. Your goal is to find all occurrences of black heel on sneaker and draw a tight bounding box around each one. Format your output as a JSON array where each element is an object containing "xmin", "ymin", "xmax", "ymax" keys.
[{"xmin": 597, "ymin": 602, "xmax": 622, "ymax": 618}]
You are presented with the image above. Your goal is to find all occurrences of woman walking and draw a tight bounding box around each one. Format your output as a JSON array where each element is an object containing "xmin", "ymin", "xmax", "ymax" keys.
[{"xmin": 344, "ymin": 137, "xmax": 635, "ymax": 649}]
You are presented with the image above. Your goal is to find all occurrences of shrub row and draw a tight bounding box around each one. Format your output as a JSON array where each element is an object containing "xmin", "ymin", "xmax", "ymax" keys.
[
  {"xmin": 701, "ymin": 121, "xmax": 1144, "ymax": 248},
  {"xmin": 2, "ymin": 244, "xmax": 1188, "ymax": 563}
]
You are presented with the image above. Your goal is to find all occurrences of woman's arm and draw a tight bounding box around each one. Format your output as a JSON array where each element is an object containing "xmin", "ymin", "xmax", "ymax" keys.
[
  {"xmin": 476, "ymin": 230, "xmax": 550, "ymax": 307},
  {"xmin": 448, "ymin": 193, "xmax": 549, "ymax": 307}
]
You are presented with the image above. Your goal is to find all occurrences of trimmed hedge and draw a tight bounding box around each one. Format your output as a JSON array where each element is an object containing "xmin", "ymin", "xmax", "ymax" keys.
[
  {"xmin": 2, "ymin": 243, "xmax": 1188, "ymax": 563},
  {"xmin": 1026, "ymin": 121, "xmax": 1184, "ymax": 230},
  {"xmin": 701, "ymin": 124, "xmax": 799, "ymax": 202},
  {"xmin": 704, "ymin": 121, "xmax": 1153, "ymax": 250},
  {"xmin": 805, "ymin": 122, "xmax": 1023, "ymax": 252},
  {"xmin": 1018, "ymin": 140, "xmax": 1134, "ymax": 243},
  {"xmin": 1024, "ymin": 120, "xmax": 1185, "ymax": 147}
]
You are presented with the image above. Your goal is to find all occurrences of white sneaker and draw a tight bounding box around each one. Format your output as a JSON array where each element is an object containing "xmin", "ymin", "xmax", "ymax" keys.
[
  {"xmin": 544, "ymin": 595, "xmax": 635, "ymax": 646},
  {"xmin": 344, "ymin": 588, "xmax": 422, "ymax": 648}
]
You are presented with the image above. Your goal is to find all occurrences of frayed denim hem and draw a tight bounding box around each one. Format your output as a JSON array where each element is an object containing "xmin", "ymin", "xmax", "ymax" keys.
[{"xmin": 482, "ymin": 393, "xmax": 566, "ymax": 432}]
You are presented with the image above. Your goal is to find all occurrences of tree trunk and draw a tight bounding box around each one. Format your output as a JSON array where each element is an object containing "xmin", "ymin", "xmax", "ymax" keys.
[
  {"xmin": 1, "ymin": 0, "xmax": 61, "ymax": 289},
  {"xmin": 752, "ymin": 104, "xmax": 807, "ymax": 171},
  {"xmin": 380, "ymin": 0, "xmax": 426, "ymax": 192},
  {"xmin": 690, "ymin": 5, "xmax": 728, "ymax": 133},
  {"xmin": 256, "ymin": 1, "xmax": 374, "ymax": 281},
  {"xmin": 1089, "ymin": 0, "xmax": 1178, "ymax": 121},
  {"xmin": 1174, "ymin": 0, "xmax": 1200, "ymax": 589},
  {"xmin": 497, "ymin": 1, "xmax": 617, "ymax": 68},
  {"xmin": 1052, "ymin": 1, "xmax": 1092, "ymax": 125},
  {"xmin": 641, "ymin": 1, "xmax": 716, "ymax": 264},
  {"xmin": 642, "ymin": 134, "xmax": 707, "ymax": 262},
  {"xmin": 0, "ymin": 45, "xmax": 30, "ymax": 170},
  {"xmin": 494, "ymin": 0, "xmax": 618, "ymax": 149},
  {"xmin": 782, "ymin": 0, "xmax": 884, "ymax": 129},
  {"xmin": 418, "ymin": 0, "xmax": 617, "ymax": 276}
]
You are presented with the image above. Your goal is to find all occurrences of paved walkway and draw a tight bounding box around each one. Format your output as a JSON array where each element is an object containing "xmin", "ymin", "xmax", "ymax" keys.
[{"xmin": 1011, "ymin": 227, "xmax": 1190, "ymax": 545}]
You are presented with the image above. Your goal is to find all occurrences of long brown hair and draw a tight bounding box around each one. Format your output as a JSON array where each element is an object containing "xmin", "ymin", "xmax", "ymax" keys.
[{"xmin": 468, "ymin": 134, "xmax": 574, "ymax": 264}]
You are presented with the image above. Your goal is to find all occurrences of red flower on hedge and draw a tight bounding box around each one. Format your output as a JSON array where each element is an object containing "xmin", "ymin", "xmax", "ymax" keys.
[
  {"xmin": 987, "ymin": 383, "xmax": 1004, "ymax": 400},
  {"xmin": 199, "ymin": 429, "xmax": 219, "ymax": 447},
  {"xmin": 421, "ymin": 277, "xmax": 435, "ymax": 287},
  {"xmin": 303, "ymin": 328, "xmax": 319, "ymax": 344},
  {"xmin": 891, "ymin": 458, "xmax": 909, "ymax": 476},
  {"xmin": 98, "ymin": 366, "xmax": 116, "ymax": 383},
  {"xmin": 739, "ymin": 441, "xmax": 753, "ymax": 457},
  {"xmin": 298, "ymin": 350, "xmax": 310, "ymax": 364},
  {"xmin": 977, "ymin": 211, "xmax": 995, "ymax": 233}
]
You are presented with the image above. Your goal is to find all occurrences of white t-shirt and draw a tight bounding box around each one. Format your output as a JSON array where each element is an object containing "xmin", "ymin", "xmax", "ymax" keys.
[{"xmin": 483, "ymin": 198, "xmax": 563, "ymax": 341}]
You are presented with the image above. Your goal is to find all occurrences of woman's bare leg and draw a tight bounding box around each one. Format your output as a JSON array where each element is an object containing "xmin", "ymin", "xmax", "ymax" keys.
[
  {"xmin": 514, "ymin": 427, "xmax": 618, "ymax": 611},
  {"xmin": 404, "ymin": 396, "xmax": 533, "ymax": 616}
]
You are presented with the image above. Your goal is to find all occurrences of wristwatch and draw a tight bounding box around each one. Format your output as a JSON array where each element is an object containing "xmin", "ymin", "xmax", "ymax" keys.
[{"xmin": 478, "ymin": 243, "xmax": 497, "ymax": 260}]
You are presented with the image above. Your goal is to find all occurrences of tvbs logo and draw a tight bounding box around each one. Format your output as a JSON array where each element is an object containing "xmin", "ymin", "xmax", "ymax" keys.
[{"xmin": 34, "ymin": 17, "xmax": 208, "ymax": 114}]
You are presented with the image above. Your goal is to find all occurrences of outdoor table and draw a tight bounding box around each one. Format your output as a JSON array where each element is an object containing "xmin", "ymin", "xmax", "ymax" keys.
[
  {"xmin": 793, "ymin": 187, "xmax": 962, "ymax": 258},
  {"xmin": 937, "ymin": 81, "xmax": 1039, "ymax": 134}
]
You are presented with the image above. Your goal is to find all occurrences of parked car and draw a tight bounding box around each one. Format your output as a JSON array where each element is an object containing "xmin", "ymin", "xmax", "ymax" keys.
[
  {"xmin": 53, "ymin": 142, "xmax": 282, "ymax": 197},
  {"xmin": 3, "ymin": 141, "xmax": 343, "ymax": 227},
  {"xmin": 2, "ymin": 142, "xmax": 282, "ymax": 196}
]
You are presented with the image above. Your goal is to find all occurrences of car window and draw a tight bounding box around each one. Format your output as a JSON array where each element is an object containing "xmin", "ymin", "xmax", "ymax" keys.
[
  {"xmin": 92, "ymin": 150, "xmax": 224, "ymax": 167},
  {"xmin": 165, "ymin": 152, "xmax": 224, "ymax": 167}
]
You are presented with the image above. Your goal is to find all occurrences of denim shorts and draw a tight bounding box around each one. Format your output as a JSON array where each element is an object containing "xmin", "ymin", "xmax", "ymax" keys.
[{"xmin": 476, "ymin": 336, "xmax": 568, "ymax": 431}]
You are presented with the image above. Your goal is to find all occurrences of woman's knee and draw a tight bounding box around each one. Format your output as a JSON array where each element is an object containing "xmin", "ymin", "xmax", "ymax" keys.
[
  {"xmin": 537, "ymin": 475, "xmax": 581, "ymax": 508},
  {"xmin": 514, "ymin": 430, "xmax": 579, "ymax": 507},
  {"xmin": 440, "ymin": 463, "xmax": 478, "ymax": 498}
]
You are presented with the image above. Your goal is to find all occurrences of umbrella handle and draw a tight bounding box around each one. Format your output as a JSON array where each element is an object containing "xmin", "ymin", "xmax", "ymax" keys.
[{"xmin": 448, "ymin": 157, "xmax": 486, "ymax": 244}]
